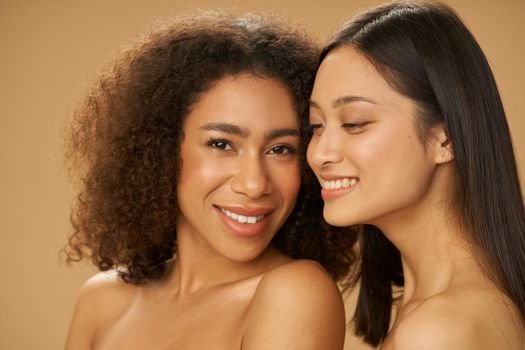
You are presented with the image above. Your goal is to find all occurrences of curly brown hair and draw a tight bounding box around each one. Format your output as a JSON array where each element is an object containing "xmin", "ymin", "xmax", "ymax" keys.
[{"xmin": 64, "ymin": 12, "xmax": 358, "ymax": 285}]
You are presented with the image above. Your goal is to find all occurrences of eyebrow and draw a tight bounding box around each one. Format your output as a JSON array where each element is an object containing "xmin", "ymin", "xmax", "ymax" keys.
[
  {"xmin": 199, "ymin": 122, "xmax": 300, "ymax": 140},
  {"xmin": 309, "ymin": 95, "xmax": 377, "ymax": 109},
  {"xmin": 267, "ymin": 128, "xmax": 300, "ymax": 140},
  {"xmin": 199, "ymin": 122, "xmax": 249, "ymax": 138}
]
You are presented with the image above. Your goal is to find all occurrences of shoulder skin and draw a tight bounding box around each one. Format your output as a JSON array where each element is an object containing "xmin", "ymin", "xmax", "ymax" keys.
[
  {"xmin": 64, "ymin": 270, "xmax": 138, "ymax": 350},
  {"xmin": 242, "ymin": 259, "xmax": 346, "ymax": 350},
  {"xmin": 392, "ymin": 293, "xmax": 523, "ymax": 350}
]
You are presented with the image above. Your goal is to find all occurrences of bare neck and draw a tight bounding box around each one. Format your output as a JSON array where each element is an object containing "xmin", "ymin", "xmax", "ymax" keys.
[
  {"xmin": 374, "ymin": 166, "xmax": 484, "ymax": 304},
  {"xmin": 164, "ymin": 221, "xmax": 290, "ymax": 297}
]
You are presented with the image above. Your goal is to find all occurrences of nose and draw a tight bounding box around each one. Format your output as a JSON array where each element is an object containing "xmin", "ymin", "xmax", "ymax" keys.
[
  {"xmin": 231, "ymin": 152, "xmax": 272, "ymax": 199},
  {"xmin": 307, "ymin": 128, "xmax": 344, "ymax": 168}
]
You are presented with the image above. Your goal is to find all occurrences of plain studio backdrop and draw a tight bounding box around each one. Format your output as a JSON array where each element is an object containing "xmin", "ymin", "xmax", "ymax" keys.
[{"xmin": 1, "ymin": 0, "xmax": 523, "ymax": 349}]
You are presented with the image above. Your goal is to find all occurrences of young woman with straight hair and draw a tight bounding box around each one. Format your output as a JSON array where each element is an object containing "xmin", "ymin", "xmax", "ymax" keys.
[{"xmin": 308, "ymin": 2, "xmax": 525, "ymax": 349}]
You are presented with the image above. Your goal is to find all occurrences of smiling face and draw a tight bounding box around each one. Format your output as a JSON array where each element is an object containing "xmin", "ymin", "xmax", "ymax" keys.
[
  {"xmin": 176, "ymin": 74, "xmax": 301, "ymax": 262},
  {"xmin": 307, "ymin": 46, "xmax": 443, "ymax": 228}
]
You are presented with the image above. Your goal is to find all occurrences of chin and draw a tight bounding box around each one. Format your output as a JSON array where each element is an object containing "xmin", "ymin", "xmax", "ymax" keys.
[
  {"xmin": 225, "ymin": 246, "xmax": 267, "ymax": 263},
  {"xmin": 323, "ymin": 207, "xmax": 357, "ymax": 227},
  {"xmin": 324, "ymin": 218, "xmax": 354, "ymax": 228}
]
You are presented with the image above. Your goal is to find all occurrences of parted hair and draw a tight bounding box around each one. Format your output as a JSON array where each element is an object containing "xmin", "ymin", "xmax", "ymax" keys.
[
  {"xmin": 64, "ymin": 12, "xmax": 357, "ymax": 285},
  {"xmin": 321, "ymin": 1, "xmax": 525, "ymax": 346}
]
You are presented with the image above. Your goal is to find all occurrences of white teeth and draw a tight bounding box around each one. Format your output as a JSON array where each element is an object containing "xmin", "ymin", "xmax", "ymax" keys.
[
  {"xmin": 322, "ymin": 178, "xmax": 359, "ymax": 190},
  {"xmin": 220, "ymin": 208, "xmax": 264, "ymax": 224}
]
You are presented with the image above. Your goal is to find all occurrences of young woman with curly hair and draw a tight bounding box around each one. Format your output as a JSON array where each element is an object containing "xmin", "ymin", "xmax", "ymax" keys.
[
  {"xmin": 308, "ymin": 2, "xmax": 525, "ymax": 349},
  {"xmin": 63, "ymin": 12, "xmax": 356, "ymax": 350}
]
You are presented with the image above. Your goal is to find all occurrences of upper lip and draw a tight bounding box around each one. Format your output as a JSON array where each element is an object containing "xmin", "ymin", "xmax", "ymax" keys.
[{"xmin": 215, "ymin": 205, "xmax": 274, "ymax": 216}]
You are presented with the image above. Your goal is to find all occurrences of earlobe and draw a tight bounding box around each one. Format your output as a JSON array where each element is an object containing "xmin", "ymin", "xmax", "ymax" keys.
[
  {"xmin": 432, "ymin": 125, "xmax": 454, "ymax": 164},
  {"xmin": 437, "ymin": 147, "xmax": 454, "ymax": 164}
]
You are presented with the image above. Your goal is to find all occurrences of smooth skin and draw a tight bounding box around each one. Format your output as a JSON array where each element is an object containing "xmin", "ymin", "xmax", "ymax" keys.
[
  {"xmin": 65, "ymin": 74, "xmax": 345, "ymax": 350},
  {"xmin": 307, "ymin": 46, "xmax": 524, "ymax": 350}
]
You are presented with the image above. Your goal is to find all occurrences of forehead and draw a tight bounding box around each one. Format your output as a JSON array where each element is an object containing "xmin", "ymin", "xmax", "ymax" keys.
[
  {"xmin": 312, "ymin": 46, "xmax": 399, "ymax": 106},
  {"xmin": 185, "ymin": 73, "xmax": 299, "ymax": 131}
]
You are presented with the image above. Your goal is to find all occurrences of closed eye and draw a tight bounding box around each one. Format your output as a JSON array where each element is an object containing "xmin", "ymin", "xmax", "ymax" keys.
[{"xmin": 342, "ymin": 122, "xmax": 369, "ymax": 133}]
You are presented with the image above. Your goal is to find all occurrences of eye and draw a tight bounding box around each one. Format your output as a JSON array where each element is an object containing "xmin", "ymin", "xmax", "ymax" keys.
[
  {"xmin": 342, "ymin": 122, "xmax": 369, "ymax": 134},
  {"xmin": 206, "ymin": 138, "xmax": 234, "ymax": 151},
  {"xmin": 307, "ymin": 123, "xmax": 323, "ymax": 136},
  {"xmin": 267, "ymin": 144, "xmax": 297, "ymax": 155}
]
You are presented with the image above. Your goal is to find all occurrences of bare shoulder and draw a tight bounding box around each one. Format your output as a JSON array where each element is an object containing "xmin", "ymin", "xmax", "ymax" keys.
[
  {"xmin": 393, "ymin": 296, "xmax": 479, "ymax": 350},
  {"xmin": 393, "ymin": 291, "xmax": 523, "ymax": 350},
  {"xmin": 64, "ymin": 270, "xmax": 138, "ymax": 350},
  {"xmin": 242, "ymin": 259, "xmax": 345, "ymax": 350},
  {"xmin": 80, "ymin": 270, "xmax": 138, "ymax": 314}
]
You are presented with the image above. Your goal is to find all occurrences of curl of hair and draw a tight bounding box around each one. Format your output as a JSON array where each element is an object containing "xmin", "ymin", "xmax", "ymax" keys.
[
  {"xmin": 64, "ymin": 12, "xmax": 357, "ymax": 285},
  {"xmin": 322, "ymin": 1, "xmax": 525, "ymax": 346}
]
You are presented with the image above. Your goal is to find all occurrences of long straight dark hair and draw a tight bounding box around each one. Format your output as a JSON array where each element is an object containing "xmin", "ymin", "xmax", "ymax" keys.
[{"xmin": 321, "ymin": 1, "xmax": 525, "ymax": 346}]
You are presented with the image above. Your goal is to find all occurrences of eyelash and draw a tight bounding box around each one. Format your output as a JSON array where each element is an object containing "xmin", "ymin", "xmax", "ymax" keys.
[
  {"xmin": 206, "ymin": 138, "xmax": 297, "ymax": 155},
  {"xmin": 268, "ymin": 144, "xmax": 297, "ymax": 155},
  {"xmin": 342, "ymin": 122, "xmax": 369, "ymax": 131},
  {"xmin": 206, "ymin": 138, "xmax": 234, "ymax": 151},
  {"xmin": 307, "ymin": 122, "xmax": 369, "ymax": 135}
]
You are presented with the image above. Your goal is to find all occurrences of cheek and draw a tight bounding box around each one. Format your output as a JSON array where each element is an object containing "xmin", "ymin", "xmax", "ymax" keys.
[
  {"xmin": 349, "ymin": 132, "xmax": 397, "ymax": 173},
  {"xmin": 351, "ymin": 126, "xmax": 421, "ymax": 174},
  {"xmin": 177, "ymin": 155, "xmax": 211, "ymax": 203},
  {"xmin": 356, "ymin": 129, "xmax": 433, "ymax": 200},
  {"xmin": 270, "ymin": 161, "xmax": 301, "ymax": 202},
  {"xmin": 289, "ymin": 164, "xmax": 301, "ymax": 196},
  {"xmin": 178, "ymin": 145, "xmax": 204, "ymax": 188},
  {"xmin": 178, "ymin": 145, "xmax": 233, "ymax": 190}
]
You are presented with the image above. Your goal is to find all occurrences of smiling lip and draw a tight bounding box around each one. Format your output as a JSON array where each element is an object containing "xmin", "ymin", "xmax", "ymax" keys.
[
  {"xmin": 319, "ymin": 175, "xmax": 359, "ymax": 201},
  {"xmin": 214, "ymin": 205, "xmax": 274, "ymax": 237}
]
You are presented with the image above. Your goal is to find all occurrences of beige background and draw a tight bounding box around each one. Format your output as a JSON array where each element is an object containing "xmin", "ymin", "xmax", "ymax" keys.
[{"xmin": 1, "ymin": 0, "xmax": 523, "ymax": 349}]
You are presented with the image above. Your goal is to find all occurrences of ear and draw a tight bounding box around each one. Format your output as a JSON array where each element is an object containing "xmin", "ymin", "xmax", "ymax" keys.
[{"xmin": 430, "ymin": 123, "xmax": 454, "ymax": 164}]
